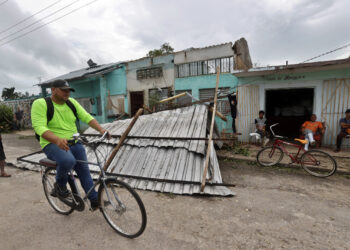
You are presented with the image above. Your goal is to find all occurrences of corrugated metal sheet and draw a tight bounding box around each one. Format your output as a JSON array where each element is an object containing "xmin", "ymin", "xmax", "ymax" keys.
[
  {"xmin": 18, "ymin": 105, "xmax": 234, "ymax": 196},
  {"xmin": 321, "ymin": 79, "xmax": 350, "ymax": 146},
  {"xmin": 40, "ymin": 62, "xmax": 123, "ymax": 86},
  {"xmin": 237, "ymin": 84, "xmax": 260, "ymax": 142}
]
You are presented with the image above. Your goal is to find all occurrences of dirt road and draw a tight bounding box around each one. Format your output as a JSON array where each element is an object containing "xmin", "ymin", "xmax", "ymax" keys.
[{"xmin": 0, "ymin": 132, "xmax": 349, "ymax": 249}]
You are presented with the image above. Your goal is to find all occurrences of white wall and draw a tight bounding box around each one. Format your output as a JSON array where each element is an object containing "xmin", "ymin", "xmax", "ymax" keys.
[{"xmin": 174, "ymin": 43, "xmax": 234, "ymax": 64}]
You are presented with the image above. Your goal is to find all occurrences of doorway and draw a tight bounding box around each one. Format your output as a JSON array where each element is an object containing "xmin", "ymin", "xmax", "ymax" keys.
[
  {"xmin": 265, "ymin": 88, "xmax": 314, "ymax": 138},
  {"xmin": 130, "ymin": 91, "xmax": 144, "ymax": 116}
]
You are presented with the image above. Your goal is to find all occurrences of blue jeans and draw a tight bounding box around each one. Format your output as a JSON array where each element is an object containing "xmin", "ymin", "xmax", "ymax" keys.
[{"xmin": 43, "ymin": 142, "xmax": 98, "ymax": 201}]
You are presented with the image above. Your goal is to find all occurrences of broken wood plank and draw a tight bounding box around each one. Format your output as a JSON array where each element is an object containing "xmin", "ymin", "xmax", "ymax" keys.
[
  {"xmin": 201, "ymin": 67, "xmax": 220, "ymax": 192},
  {"xmin": 143, "ymin": 104, "xmax": 153, "ymax": 114},
  {"xmin": 104, "ymin": 108, "xmax": 144, "ymax": 172},
  {"xmin": 158, "ymin": 92, "xmax": 187, "ymax": 103}
]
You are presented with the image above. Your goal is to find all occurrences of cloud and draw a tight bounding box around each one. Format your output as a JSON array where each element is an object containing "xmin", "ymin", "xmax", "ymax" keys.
[{"xmin": 0, "ymin": 0, "xmax": 349, "ymax": 95}]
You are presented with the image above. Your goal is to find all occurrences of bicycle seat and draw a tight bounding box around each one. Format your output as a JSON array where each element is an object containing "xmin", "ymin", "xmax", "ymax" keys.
[
  {"xmin": 294, "ymin": 138, "xmax": 308, "ymax": 144},
  {"xmin": 39, "ymin": 158, "xmax": 57, "ymax": 167}
]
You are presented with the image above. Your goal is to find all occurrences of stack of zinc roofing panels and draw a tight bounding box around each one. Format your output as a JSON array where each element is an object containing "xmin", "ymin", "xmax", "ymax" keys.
[{"xmin": 84, "ymin": 104, "xmax": 234, "ymax": 196}]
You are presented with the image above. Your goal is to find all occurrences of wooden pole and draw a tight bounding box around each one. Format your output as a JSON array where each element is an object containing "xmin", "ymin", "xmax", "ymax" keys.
[
  {"xmin": 104, "ymin": 108, "xmax": 144, "ymax": 172},
  {"xmin": 201, "ymin": 67, "xmax": 220, "ymax": 192},
  {"xmin": 143, "ymin": 104, "xmax": 153, "ymax": 114},
  {"xmin": 158, "ymin": 92, "xmax": 187, "ymax": 103},
  {"xmin": 208, "ymin": 107, "xmax": 227, "ymax": 121}
]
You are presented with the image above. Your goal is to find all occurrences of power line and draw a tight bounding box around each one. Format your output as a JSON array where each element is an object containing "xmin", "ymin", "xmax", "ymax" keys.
[
  {"xmin": 0, "ymin": 0, "xmax": 64, "ymax": 36},
  {"xmin": 301, "ymin": 42, "xmax": 350, "ymax": 63},
  {"xmin": 0, "ymin": 0, "xmax": 84, "ymax": 43},
  {"xmin": 0, "ymin": 0, "xmax": 9, "ymax": 7},
  {"xmin": 0, "ymin": 0, "xmax": 98, "ymax": 48}
]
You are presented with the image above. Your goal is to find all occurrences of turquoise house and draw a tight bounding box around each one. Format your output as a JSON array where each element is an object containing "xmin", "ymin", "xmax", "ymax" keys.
[
  {"xmin": 39, "ymin": 61, "xmax": 127, "ymax": 130},
  {"xmin": 174, "ymin": 43, "xmax": 239, "ymax": 132},
  {"xmin": 233, "ymin": 58, "xmax": 350, "ymax": 146}
]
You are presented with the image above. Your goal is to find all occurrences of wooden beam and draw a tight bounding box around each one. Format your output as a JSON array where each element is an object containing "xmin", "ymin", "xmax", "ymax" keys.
[
  {"xmin": 104, "ymin": 108, "xmax": 144, "ymax": 172},
  {"xmin": 209, "ymin": 107, "xmax": 227, "ymax": 121},
  {"xmin": 142, "ymin": 104, "xmax": 153, "ymax": 114},
  {"xmin": 158, "ymin": 92, "xmax": 187, "ymax": 103},
  {"xmin": 201, "ymin": 67, "xmax": 220, "ymax": 192}
]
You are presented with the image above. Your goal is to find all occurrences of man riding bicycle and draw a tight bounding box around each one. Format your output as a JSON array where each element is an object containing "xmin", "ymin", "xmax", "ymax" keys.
[{"xmin": 31, "ymin": 79, "xmax": 109, "ymax": 210}]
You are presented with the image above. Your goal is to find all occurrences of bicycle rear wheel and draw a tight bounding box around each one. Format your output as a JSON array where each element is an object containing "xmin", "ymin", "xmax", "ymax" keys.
[
  {"xmin": 301, "ymin": 150, "xmax": 337, "ymax": 177},
  {"xmin": 42, "ymin": 167, "xmax": 74, "ymax": 215},
  {"xmin": 256, "ymin": 146, "xmax": 284, "ymax": 166},
  {"xmin": 98, "ymin": 179, "xmax": 147, "ymax": 238}
]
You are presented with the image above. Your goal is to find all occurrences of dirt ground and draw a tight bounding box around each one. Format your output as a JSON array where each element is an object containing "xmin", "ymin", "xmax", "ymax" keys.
[{"xmin": 0, "ymin": 132, "xmax": 349, "ymax": 249}]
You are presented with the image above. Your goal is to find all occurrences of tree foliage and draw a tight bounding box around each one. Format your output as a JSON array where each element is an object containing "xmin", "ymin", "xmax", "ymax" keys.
[
  {"xmin": 146, "ymin": 43, "xmax": 174, "ymax": 57},
  {"xmin": 0, "ymin": 104, "xmax": 13, "ymax": 132},
  {"xmin": 1, "ymin": 87, "xmax": 29, "ymax": 100}
]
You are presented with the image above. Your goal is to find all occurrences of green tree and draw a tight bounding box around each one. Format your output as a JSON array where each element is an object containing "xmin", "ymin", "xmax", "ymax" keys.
[
  {"xmin": 147, "ymin": 43, "xmax": 174, "ymax": 57},
  {"xmin": 1, "ymin": 87, "xmax": 21, "ymax": 100},
  {"xmin": 0, "ymin": 104, "xmax": 14, "ymax": 132}
]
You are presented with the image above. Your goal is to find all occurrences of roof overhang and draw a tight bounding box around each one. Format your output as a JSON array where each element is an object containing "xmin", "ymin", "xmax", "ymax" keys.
[{"xmin": 233, "ymin": 58, "xmax": 350, "ymax": 77}]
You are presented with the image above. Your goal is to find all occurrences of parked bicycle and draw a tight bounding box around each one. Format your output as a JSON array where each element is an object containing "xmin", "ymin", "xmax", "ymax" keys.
[
  {"xmin": 256, "ymin": 123, "xmax": 337, "ymax": 177},
  {"xmin": 40, "ymin": 132, "xmax": 147, "ymax": 238}
]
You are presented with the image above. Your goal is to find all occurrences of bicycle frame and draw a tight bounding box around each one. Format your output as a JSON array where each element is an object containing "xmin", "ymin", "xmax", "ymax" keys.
[
  {"xmin": 272, "ymin": 139, "xmax": 305, "ymax": 164},
  {"xmin": 68, "ymin": 141, "xmax": 123, "ymax": 211}
]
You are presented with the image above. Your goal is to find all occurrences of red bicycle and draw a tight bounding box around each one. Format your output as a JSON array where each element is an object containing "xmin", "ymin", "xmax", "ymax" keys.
[{"xmin": 256, "ymin": 123, "xmax": 337, "ymax": 177}]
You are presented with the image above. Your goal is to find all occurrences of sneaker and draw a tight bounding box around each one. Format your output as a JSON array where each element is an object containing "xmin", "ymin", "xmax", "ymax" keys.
[
  {"xmin": 90, "ymin": 200, "xmax": 99, "ymax": 211},
  {"xmin": 263, "ymin": 138, "xmax": 270, "ymax": 147},
  {"xmin": 52, "ymin": 183, "xmax": 70, "ymax": 198}
]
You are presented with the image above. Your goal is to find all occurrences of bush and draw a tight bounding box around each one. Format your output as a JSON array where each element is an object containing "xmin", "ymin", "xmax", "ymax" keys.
[{"xmin": 0, "ymin": 104, "xmax": 14, "ymax": 132}]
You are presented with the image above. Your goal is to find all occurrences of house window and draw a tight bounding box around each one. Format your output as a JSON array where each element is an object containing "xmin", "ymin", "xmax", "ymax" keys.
[
  {"xmin": 76, "ymin": 98, "xmax": 92, "ymax": 114},
  {"xmin": 96, "ymin": 97, "xmax": 102, "ymax": 116},
  {"xmin": 199, "ymin": 88, "xmax": 230, "ymax": 115},
  {"xmin": 137, "ymin": 67, "xmax": 163, "ymax": 80},
  {"xmin": 149, "ymin": 88, "xmax": 170, "ymax": 110},
  {"xmin": 176, "ymin": 57, "xmax": 234, "ymax": 78},
  {"xmin": 107, "ymin": 95, "xmax": 125, "ymax": 118},
  {"xmin": 175, "ymin": 90, "xmax": 192, "ymax": 105}
]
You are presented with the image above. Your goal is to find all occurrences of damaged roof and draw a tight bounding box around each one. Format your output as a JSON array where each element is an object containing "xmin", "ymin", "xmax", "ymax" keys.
[
  {"xmin": 18, "ymin": 105, "xmax": 234, "ymax": 196},
  {"xmin": 39, "ymin": 62, "xmax": 123, "ymax": 87},
  {"xmin": 233, "ymin": 58, "xmax": 350, "ymax": 77}
]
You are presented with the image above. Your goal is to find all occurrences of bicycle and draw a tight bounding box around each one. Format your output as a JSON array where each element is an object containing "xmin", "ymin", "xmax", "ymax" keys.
[
  {"xmin": 256, "ymin": 123, "xmax": 337, "ymax": 177},
  {"xmin": 40, "ymin": 132, "xmax": 147, "ymax": 238}
]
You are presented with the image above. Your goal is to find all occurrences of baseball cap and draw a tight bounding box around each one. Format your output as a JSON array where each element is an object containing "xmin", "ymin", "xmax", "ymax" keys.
[
  {"xmin": 51, "ymin": 79, "xmax": 75, "ymax": 92},
  {"xmin": 345, "ymin": 109, "xmax": 350, "ymax": 113}
]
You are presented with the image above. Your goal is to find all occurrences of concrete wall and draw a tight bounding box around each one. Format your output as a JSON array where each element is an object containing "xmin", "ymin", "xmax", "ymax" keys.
[
  {"xmin": 175, "ymin": 73, "xmax": 238, "ymax": 132},
  {"xmin": 235, "ymin": 67, "xmax": 350, "ymax": 145},
  {"xmin": 69, "ymin": 65, "xmax": 127, "ymax": 127},
  {"xmin": 174, "ymin": 43, "xmax": 234, "ymax": 64},
  {"xmin": 126, "ymin": 54, "xmax": 174, "ymax": 112}
]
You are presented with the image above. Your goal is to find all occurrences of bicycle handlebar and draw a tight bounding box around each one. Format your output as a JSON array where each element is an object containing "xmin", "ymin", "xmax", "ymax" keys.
[
  {"xmin": 72, "ymin": 131, "xmax": 110, "ymax": 145},
  {"xmin": 269, "ymin": 123, "xmax": 287, "ymax": 139}
]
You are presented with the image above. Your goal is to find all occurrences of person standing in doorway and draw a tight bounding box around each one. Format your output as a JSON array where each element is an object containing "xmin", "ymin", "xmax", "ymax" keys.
[
  {"xmin": 335, "ymin": 109, "xmax": 350, "ymax": 152},
  {"xmin": 227, "ymin": 91, "xmax": 238, "ymax": 134}
]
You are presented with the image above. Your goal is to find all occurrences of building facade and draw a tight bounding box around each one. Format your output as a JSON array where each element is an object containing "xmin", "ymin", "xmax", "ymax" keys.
[
  {"xmin": 234, "ymin": 58, "xmax": 350, "ymax": 146},
  {"xmin": 174, "ymin": 43, "xmax": 239, "ymax": 132},
  {"xmin": 125, "ymin": 54, "xmax": 174, "ymax": 115}
]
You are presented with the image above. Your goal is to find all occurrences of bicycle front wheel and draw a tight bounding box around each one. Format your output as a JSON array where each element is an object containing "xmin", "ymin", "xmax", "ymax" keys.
[
  {"xmin": 42, "ymin": 167, "xmax": 74, "ymax": 215},
  {"xmin": 301, "ymin": 150, "xmax": 337, "ymax": 177},
  {"xmin": 98, "ymin": 179, "xmax": 147, "ymax": 238},
  {"xmin": 256, "ymin": 146, "xmax": 284, "ymax": 166}
]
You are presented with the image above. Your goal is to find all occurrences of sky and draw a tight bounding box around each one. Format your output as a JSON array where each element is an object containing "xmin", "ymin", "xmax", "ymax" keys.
[{"xmin": 0, "ymin": 0, "xmax": 349, "ymax": 95}]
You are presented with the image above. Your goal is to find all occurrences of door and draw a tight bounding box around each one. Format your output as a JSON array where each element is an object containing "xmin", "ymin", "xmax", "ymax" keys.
[
  {"xmin": 321, "ymin": 79, "xmax": 350, "ymax": 145},
  {"xmin": 237, "ymin": 84, "xmax": 260, "ymax": 142},
  {"xmin": 130, "ymin": 91, "xmax": 144, "ymax": 116}
]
